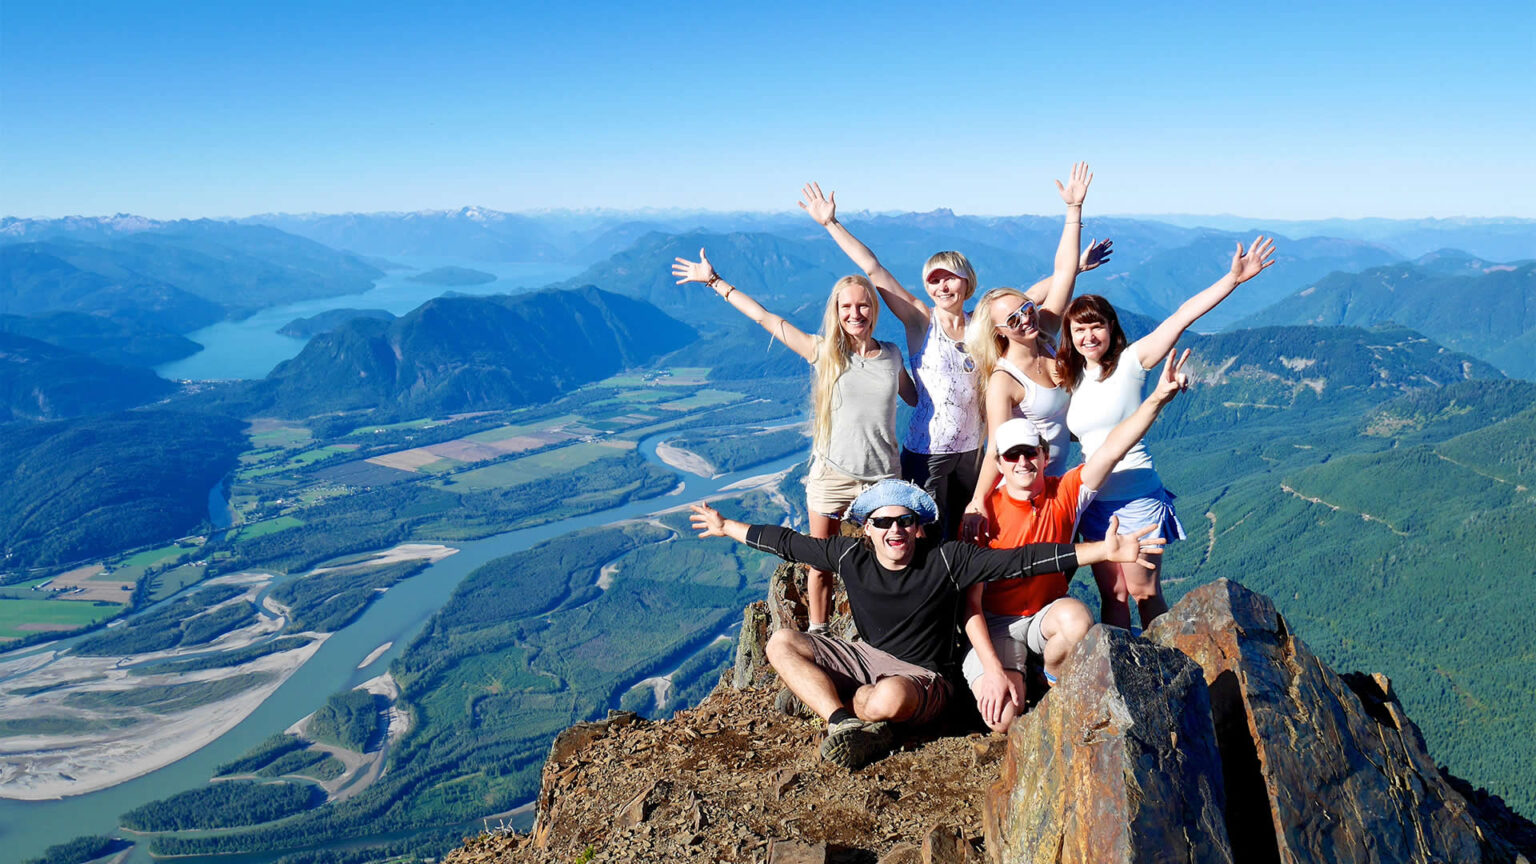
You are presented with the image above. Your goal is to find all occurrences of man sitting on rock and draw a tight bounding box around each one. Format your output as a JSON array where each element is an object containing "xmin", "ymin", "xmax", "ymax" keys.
[
  {"xmin": 688, "ymin": 481, "xmax": 1163, "ymax": 770},
  {"xmin": 964, "ymin": 348, "xmax": 1191, "ymax": 733}
]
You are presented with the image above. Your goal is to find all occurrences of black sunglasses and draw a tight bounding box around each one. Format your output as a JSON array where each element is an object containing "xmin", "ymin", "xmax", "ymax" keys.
[
  {"xmin": 868, "ymin": 514, "xmax": 918, "ymax": 529},
  {"xmin": 1001, "ymin": 445, "xmax": 1041, "ymax": 462}
]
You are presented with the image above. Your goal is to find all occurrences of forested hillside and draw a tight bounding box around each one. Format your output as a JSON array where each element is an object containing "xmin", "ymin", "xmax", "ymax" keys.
[
  {"xmin": 1149, "ymin": 362, "xmax": 1536, "ymax": 814},
  {"xmin": 258, "ymin": 286, "xmax": 696, "ymax": 417},
  {"xmin": 0, "ymin": 312, "xmax": 201, "ymax": 367},
  {"xmin": 0, "ymin": 411, "xmax": 246, "ymax": 568},
  {"xmin": 0, "ymin": 333, "xmax": 176, "ymax": 420},
  {"xmin": 1237, "ymin": 255, "xmax": 1536, "ymax": 379}
]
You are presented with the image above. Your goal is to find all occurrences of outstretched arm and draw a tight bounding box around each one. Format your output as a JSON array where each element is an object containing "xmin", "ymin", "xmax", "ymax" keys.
[
  {"xmin": 960, "ymin": 372, "xmax": 1024, "ymax": 543},
  {"xmin": 1023, "ymin": 163, "xmax": 1093, "ymax": 336},
  {"xmin": 691, "ymin": 504, "xmax": 852, "ymax": 573},
  {"xmin": 1133, "ymin": 235, "xmax": 1277, "ymax": 368},
  {"xmin": 800, "ymin": 183, "xmax": 930, "ymax": 344},
  {"xmin": 1081, "ymin": 348, "xmax": 1190, "ymax": 490},
  {"xmin": 964, "ymin": 518, "xmax": 1165, "ymax": 584},
  {"xmin": 672, "ymin": 249, "xmax": 819, "ymax": 362}
]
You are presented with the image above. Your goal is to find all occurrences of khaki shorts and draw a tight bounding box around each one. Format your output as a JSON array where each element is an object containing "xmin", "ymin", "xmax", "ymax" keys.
[
  {"xmin": 961, "ymin": 599, "xmax": 1067, "ymax": 686},
  {"xmin": 806, "ymin": 633, "xmax": 952, "ymax": 726},
  {"xmin": 805, "ymin": 458, "xmax": 875, "ymax": 519}
]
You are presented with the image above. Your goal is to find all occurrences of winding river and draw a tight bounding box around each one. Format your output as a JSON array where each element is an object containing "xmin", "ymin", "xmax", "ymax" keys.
[{"xmin": 0, "ymin": 431, "xmax": 804, "ymax": 863}]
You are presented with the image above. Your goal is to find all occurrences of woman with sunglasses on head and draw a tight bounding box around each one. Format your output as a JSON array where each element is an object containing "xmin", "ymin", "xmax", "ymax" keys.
[
  {"xmin": 954, "ymin": 166, "xmax": 1105, "ymax": 542},
  {"xmin": 672, "ymin": 250, "xmax": 917, "ymax": 634},
  {"xmin": 1061, "ymin": 236, "xmax": 1278, "ymax": 629},
  {"xmin": 800, "ymin": 164, "xmax": 1107, "ymax": 539}
]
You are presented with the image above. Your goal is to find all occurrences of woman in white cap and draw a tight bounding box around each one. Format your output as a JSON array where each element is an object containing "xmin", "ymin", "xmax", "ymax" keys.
[
  {"xmin": 672, "ymin": 252, "xmax": 916, "ymax": 634},
  {"xmin": 799, "ymin": 165, "xmax": 1107, "ymax": 539}
]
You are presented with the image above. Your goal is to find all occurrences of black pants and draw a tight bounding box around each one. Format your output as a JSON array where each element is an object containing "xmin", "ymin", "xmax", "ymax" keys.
[{"xmin": 900, "ymin": 447, "xmax": 982, "ymax": 541}]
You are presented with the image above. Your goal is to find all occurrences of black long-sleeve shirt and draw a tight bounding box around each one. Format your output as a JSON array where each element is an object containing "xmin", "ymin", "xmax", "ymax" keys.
[{"xmin": 744, "ymin": 524, "xmax": 1079, "ymax": 673}]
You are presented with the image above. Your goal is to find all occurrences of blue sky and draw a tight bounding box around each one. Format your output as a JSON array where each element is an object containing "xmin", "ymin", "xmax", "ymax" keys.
[{"xmin": 2, "ymin": 0, "xmax": 1533, "ymax": 219}]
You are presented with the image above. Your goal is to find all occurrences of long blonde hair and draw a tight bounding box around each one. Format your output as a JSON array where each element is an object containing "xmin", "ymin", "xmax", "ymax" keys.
[
  {"xmin": 964, "ymin": 287, "xmax": 1054, "ymax": 426},
  {"xmin": 811, "ymin": 276, "xmax": 880, "ymax": 451}
]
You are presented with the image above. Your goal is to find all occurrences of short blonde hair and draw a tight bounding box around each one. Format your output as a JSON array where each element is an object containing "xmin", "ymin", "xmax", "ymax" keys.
[{"xmin": 921, "ymin": 251, "xmax": 978, "ymax": 301}]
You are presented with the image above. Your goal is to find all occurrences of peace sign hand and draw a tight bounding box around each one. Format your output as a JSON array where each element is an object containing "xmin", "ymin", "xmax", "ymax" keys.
[{"xmin": 1152, "ymin": 347, "xmax": 1192, "ymax": 405}]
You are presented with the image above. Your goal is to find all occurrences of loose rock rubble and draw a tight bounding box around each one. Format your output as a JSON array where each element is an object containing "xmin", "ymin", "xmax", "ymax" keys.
[{"xmin": 449, "ymin": 686, "xmax": 995, "ymax": 863}]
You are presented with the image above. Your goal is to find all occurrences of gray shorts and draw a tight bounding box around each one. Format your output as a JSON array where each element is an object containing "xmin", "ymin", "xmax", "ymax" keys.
[
  {"xmin": 960, "ymin": 600, "xmax": 1066, "ymax": 686},
  {"xmin": 805, "ymin": 633, "xmax": 952, "ymax": 726}
]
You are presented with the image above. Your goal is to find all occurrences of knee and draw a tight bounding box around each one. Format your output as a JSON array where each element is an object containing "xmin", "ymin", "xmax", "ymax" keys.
[
  {"xmin": 1126, "ymin": 576, "xmax": 1163, "ymax": 603},
  {"xmin": 861, "ymin": 679, "xmax": 919, "ymax": 722},
  {"xmin": 766, "ymin": 628, "xmax": 811, "ymax": 666},
  {"xmin": 1056, "ymin": 600, "xmax": 1093, "ymax": 642}
]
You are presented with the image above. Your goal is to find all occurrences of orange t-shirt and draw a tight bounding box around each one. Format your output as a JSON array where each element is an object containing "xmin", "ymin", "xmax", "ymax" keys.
[{"xmin": 981, "ymin": 465, "xmax": 1094, "ymax": 617}]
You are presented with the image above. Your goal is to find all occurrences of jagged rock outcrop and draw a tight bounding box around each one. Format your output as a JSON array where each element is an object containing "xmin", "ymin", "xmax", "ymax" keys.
[
  {"xmin": 983, "ymin": 626, "xmax": 1232, "ymax": 863},
  {"xmin": 1143, "ymin": 578, "xmax": 1520, "ymax": 864},
  {"xmin": 451, "ymin": 578, "xmax": 1533, "ymax": 864},
  {"xmin": 734, "ymin": 556, "xmax": 858, "ymax": 690}
]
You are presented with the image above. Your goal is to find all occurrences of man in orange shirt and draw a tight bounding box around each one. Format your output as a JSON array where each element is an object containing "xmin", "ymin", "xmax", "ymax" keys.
[{"xmin": 964, "ymin": 348, "xmax": 1190, "ymax": 732}]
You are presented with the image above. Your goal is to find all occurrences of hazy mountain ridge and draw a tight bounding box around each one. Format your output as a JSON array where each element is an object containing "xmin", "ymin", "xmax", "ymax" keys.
[
  {"xmin": 0, "ymin": 219, "xmax": 385, "ymax": 332},
  {"xmin": 1236, "ymin": 257, "xmax": 1536, "ymax": 379},
  {"xmin": 258, "ymin": 286, "xmax": 696, "ymax": 417},
  {"xmin": 0, "ymin": 332, "xmax": 177, "ymax": 421},
  {"xmin": 0, "ymin": 312, "xmax": 201, "ymax": 368}
]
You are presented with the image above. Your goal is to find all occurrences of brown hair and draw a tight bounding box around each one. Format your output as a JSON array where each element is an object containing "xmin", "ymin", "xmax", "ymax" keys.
[{"xmin": 1057, "ymin": 294, "xmax": 1129, "ymax": 393}]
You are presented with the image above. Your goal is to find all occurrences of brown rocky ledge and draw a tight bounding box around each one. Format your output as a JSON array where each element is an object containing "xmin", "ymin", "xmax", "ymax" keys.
[{"xmin": 448, "ymin": 576, "xmax": 1534, "ymax": 864}]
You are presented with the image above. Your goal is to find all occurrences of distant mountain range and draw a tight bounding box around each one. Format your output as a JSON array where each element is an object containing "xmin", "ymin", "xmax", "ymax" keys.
[
  {"xmin": 1237, "ymin": 252, "xmax": 1536, "ymax": 379},
  {"xmin": 0, "ymin": 218, "xmax": 384, "ymax": 334},
  {"xmin": 256, "ymin": 286, "xmax": 696, "ymax": 417}
]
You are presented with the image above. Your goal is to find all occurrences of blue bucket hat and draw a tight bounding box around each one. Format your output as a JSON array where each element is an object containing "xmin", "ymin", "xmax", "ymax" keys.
[{"xmin": 847, "ymin": 479, "xmax": 939, "ymax": 526}]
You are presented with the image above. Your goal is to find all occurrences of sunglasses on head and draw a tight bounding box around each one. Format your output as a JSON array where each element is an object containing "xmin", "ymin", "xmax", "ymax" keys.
[
  {"xmin": 996, "ymin": 300, "xmax": 1037, "ymax": 331},
  {"xmin": 1001, "ymin": 444, "xmax": 1041, "ymax": 462},
  {"xmin": 868, "ymin": 513, "xmax": 919, "ymax": 529}
]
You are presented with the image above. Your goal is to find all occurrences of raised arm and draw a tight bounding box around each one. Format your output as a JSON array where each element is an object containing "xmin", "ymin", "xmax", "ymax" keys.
[
  {"xmin": 960, "ymin": 372, "xmax": 1025, "ymax": 542},
  {"xmin": 1081, "ymin": 349, "xmax": 1190, "ymax": 490},
  {"xmin": 800, "ymin": 183, "xmax": 930, "ymax": 345},
  {"xmin": 672, "ymin": 248, "xmax": 819, "ymax": 362},
  {"xmin": 1021, "ymin": 239, "xmax": 1113, "ymax": 304},
  {"xmin": 1024, "ymin": 163, "xmax": 1093, "ymax": 336},
  {"xmin": 1133, "ymin": 235, "xmax": 1277, "ymax": 367}
]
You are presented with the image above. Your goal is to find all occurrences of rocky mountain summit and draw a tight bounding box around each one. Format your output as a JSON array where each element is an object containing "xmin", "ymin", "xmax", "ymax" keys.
[{"xmin": 449, "ymin": 576, "xmax": 1533, "ymax": 863}]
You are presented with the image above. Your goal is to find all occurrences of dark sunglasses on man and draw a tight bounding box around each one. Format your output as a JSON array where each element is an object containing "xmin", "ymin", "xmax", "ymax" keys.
[
  {"xmin": 867, "ymin": 513, "xmax": 919, "ymax": 529},
  {"xmin": 1000, "ymin": 444, "xmax": 1041, "ymax": 462}
]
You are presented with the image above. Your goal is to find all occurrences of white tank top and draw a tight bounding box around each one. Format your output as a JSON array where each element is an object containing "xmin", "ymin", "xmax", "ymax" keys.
[
  {"xmin": 995, "ymin": 356, "xmax": 1071, "ymax": 475},
  {"xmin": 904, "ymin": 317, "xmax": 983, "ymax": 454}
]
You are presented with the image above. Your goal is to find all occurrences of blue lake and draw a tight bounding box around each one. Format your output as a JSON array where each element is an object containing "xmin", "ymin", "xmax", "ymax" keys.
[{"xmin": 155, "ymin": 259, "xmax": 582, "ymax": 381}]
